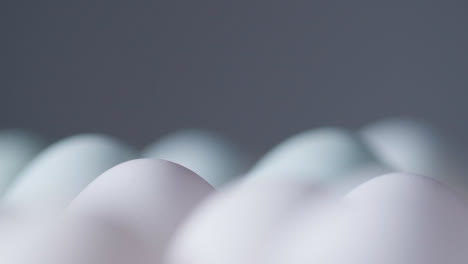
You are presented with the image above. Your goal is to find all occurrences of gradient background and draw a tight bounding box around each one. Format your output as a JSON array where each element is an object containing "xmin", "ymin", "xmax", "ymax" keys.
[{"xmin": 1, "ymin": 1, "xmax": 468, "ymax": 154}]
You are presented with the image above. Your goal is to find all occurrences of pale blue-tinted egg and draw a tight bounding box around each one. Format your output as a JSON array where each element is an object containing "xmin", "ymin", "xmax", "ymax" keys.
[
  {"xmin": 361, "ymin": 118, "xmax": 468, "ymax": 190},
  {"xmin": 4, "ymin": 134, "xmax": 137, "ymax": 208},
  {"xmin": 142, "ymin": 130, "xmax": 251, "ymax": 188},
  {"xmin": 247, "ymin": 127, "xmax": 387, "ymax": 185},
  {"xmin": 0, "ymin": 130, "xmax": 47, "ymax": 195}
]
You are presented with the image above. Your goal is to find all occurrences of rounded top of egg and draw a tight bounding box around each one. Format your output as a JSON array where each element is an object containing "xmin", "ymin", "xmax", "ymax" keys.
[
  {"xmin": 361, "ymin": 118, "xmax": 453, "ymax": 176},
  {"xmin": 67, "ymin": 158, "xmax": 214, "ymax": 262},
  {"xmin": 142, "ymin": 129, "xmax": 251, "ymax": 188},
  {"xmin": 247, "ymin": 127, "xmax": 385, "ymax": 183},
  {"xmin": 4, "ymin": 134, "xmax": 137, "ymax": 209},
  {"xmin": 273, "ymin": 173, "xmax": 468, "ymax": 264},
  {"xmin": 346, "ymin": 173, "xmax": 468, "ymax": 264},
  {"xmin": 0, "ymin": 129, "xmax": 47, "ymax": 194},
  {"xmin": 346, "ymin": 172, "xmax": 465, "ymax": 206}
]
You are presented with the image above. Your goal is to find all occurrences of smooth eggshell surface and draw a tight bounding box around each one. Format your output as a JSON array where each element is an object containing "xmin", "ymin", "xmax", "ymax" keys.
[
  {"xmin": 268, "ymin": 173, "xmax": 468, "ymax": 264},
  {"xmin": 4, "ymin": 134, "xmax": 137, "ymax": 208},
  {"xmin": 361, "ymin": 118, "xmax": 468, "ymax": 190},
  {"xmin": 166, "ymin": 180, "xmax": 323, "ymax": 264},
  {"xmin": 142, "ymin": 130, "xmax": 251, "ymax": 188},
  {"xmin": 4, "ymin": 216, "xmax": 152, "ymax": 264},
  {"xmin": 0, "ymin": 208, "xmax": 60, "ymax": 263},
  {"xmin": 67, "ymin": 158, "xmax": 214, "ymax": 262},
  {"xmin": 0, "ymin": 130, "xmax": 47, "ymax": 195},
  {"xmin": 247, "ymin": 127, "xmax": 387, "ymax": 185}
]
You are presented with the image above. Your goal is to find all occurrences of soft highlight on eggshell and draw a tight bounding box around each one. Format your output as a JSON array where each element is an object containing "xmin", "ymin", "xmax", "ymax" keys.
[
  {"xmin": 166, "ymin": 180, "xmax": 323, "ymax": 264},
  {"xmin": 4, "ymin": 134, "xmax": 137, "ymax": 208},
  {"xmin": 0, "ymin": 208, "xmax": 61, "ymax": 263},
  {"xmin": 67, "ymin": 158, "xmax": 214, "ymax": 262},
  {"xmin": 343, "ymin": 173, "xmax": 468, "ymax": 264},
  {"xmin": 142, "ymin": 129, "xmax": 251, "ymax": 188},
  {"xmin": 264, "ymin": 195, "xmax": 345, "ymax": 264},
  {"xmin": 247, "ymin": 127, "xmax": 387, "ymax": 185},
  {"xmin": 268, "ymin": 173, "xmax": 468, "ymax": 264},
  {"xmin": 0, "ymin": 130, "xmax": 47, "ymax": 195},
  {"xmin": 361, "ymin": 118, "xmax": 468, "ymax": 190}
]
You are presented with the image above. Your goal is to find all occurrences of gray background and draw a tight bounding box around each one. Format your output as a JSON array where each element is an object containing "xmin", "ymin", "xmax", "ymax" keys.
[{"xmin": 1, "ymin": 1, "xmax": 468, "ymax": 154}]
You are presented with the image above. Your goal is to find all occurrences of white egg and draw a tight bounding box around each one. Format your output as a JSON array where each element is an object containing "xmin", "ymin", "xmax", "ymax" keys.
[
  {"xmin": 67, "ymin": 158, "xmax": 214, "ymax": 262},
  {"xmin": 361, "ymin": 118, "xmax": 467, "ymax": 190},
  {"xmin": 4, "ymin": 134, "xmax": 137, "ymax": 208},
  {"xmin": 0, "ymin": 208, "xmax": 60, "ymax": 263},
  {"xmin": 268, "ymin": 173, "xmax": 468, "ymax": 264},
  {"xmin": 142, "ymin": 130, "xmax": 251, "ymax": 188},
  {"xmin": 263, "ymin": 195, "xmax": 343, "ymax": 264},
  {"xmin": 38, "ymin": 218, "xmax": 152, "ymax": 264},
  {"xmin": 247, "ymin": 127, "xmax": 388, "ymax": 188},
  {"xmin": 0, "ymin": 130, "xmax": 46, "ymax": 195},
  {"xmin": 166, "ymin": 180, "xmax": 324, "ymax": 264},
  {"xmin": 3, "ymin": 215, "xmax": 152, "ymax": 264}
]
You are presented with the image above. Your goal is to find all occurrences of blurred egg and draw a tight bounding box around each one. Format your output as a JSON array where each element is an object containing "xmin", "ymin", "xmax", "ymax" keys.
[
  {"xmin": 67, "ymin": 158, "xmax": 214, "ymax": 262},
  {"xmin": 0, "ymin": 208, "xmax": 60, "ymax": 263},
  {"xmin": 142, "ymin": 129, "xmax": 251, "ymax": 188},
  {"xmin": 4, "ymin": 216, "xmax": 152, "ymax": 264},
  {"xmin": 268, "ymin": 173, "xmax": 468, "ymax": 264},
  {"xmin": 166, "ymin": 180, "xmax": 322, "ymax": 264},
  {"xmin": 4, "ymin": 134, "xmax": 137, "ymax": 208},
  {"xmin": 344, "ymin": 173, "xmax": 468, "ymax": 264},
  {"xmin": 0, "ymin": 130, "xmax": 46, "ymax": 195},
  {"xmin": 264, "ymin": 194, "xmax": 344, "ymax": 264},
  {"xmin": 247, "ymin": 127, "xmax": 388, "ymax": 188},
  {"xmin": 361, "ymin": 118, "xmax": 467, "ymax": 189}
]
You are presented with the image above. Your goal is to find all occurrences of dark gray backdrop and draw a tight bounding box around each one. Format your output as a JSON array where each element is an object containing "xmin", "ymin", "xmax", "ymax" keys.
[{"xmin": 2, "ymin": 1, "xmax": 468, "ymax": 154}]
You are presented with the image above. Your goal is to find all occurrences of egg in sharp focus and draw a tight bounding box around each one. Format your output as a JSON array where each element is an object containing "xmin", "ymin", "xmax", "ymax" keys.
[
  {"xmin": 67, "ymin": 158, "xmax": 214, "ymax": 262},
  {"xmin": 142, "ymin": 129, "xmax": 252, "ymax": 188},
  {"xmin": 4, "ymin": 134, "xmax": 137, "ymax": 209}
]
